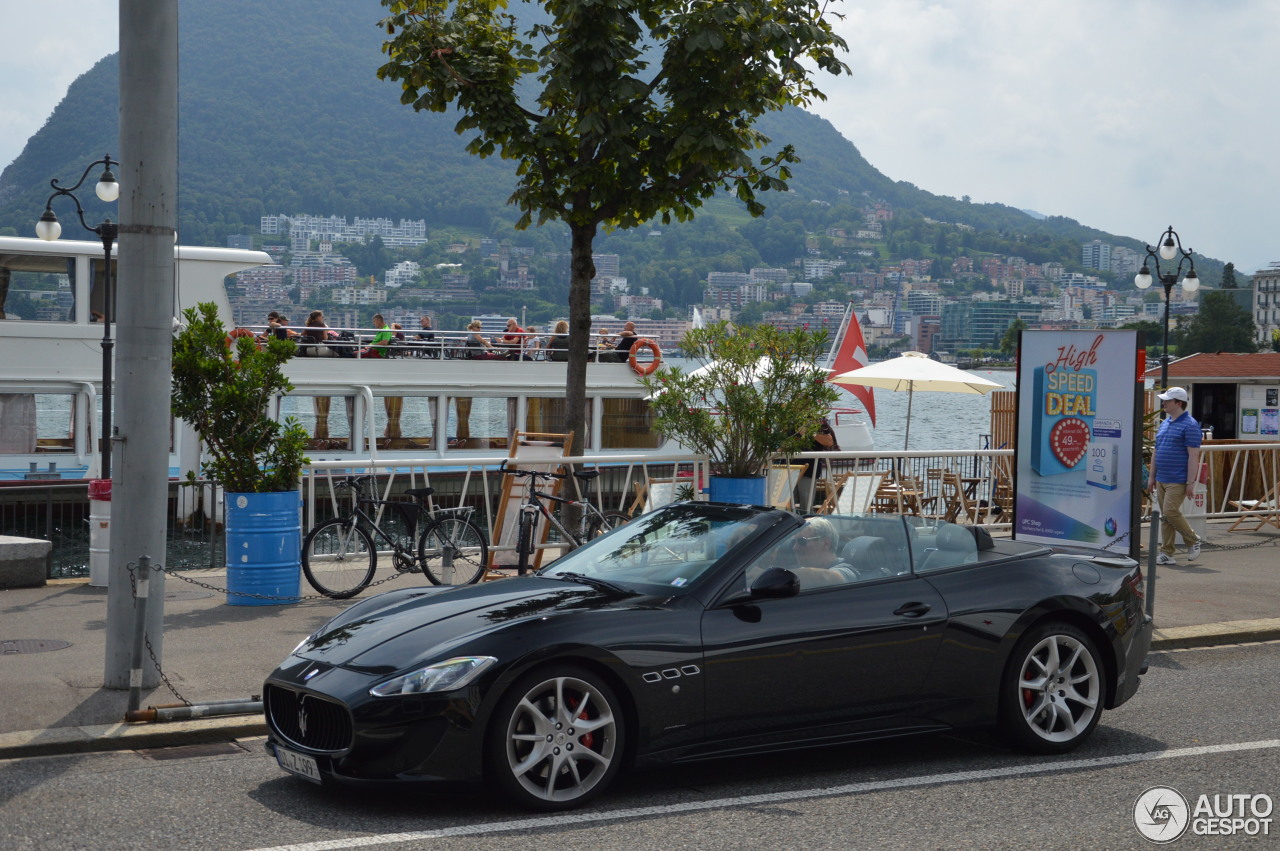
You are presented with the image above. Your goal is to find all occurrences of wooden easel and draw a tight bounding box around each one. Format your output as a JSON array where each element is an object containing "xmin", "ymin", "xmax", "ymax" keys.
[{"xmin": 487, "ymin": 431, "xmax": 573, "ymax": 577}]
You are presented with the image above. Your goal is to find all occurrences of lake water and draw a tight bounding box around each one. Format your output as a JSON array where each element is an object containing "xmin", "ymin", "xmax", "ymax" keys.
[{"xmin": 837, "ymin": 369, "xmax": 1018, "ymax": 452}]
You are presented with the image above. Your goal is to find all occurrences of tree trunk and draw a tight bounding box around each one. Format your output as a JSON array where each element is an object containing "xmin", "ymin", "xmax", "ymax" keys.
[{"xmin": 566, "ymin": 221, "xmax": 597, "ymax": 451}]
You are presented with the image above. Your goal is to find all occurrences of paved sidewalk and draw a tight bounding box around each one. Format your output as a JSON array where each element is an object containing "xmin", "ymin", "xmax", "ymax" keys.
[{"xmin": 2, "ymin": 521, "xmax": 1277, "ymax": 760}]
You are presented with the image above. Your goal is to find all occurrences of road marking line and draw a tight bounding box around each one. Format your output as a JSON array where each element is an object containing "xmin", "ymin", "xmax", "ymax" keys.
[{"xmin": 246, "ymin": 738, "xmax": 1280, "ymax": 851}]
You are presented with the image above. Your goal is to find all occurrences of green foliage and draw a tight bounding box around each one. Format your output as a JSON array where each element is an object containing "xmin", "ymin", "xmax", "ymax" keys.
[
  {"xmin": 1273, "ymin": 329, "xmax": 1280, "ymax": 353},
  {"xmin": 1177, "ymin": 291, "xmax": 1258, "ymax": 355},
  {"xmin": 1000, "ymin": 318, "xmax": 1027, "ymax": 355},
  {"xmin": 171, "ymin": 303, "xmax": 310, "ymax": 493},
  {"xmin": 640, "ymin": 322, "xmax": 840, "ymax": 478},
  {"xmin": 1221, "ymin": 262, "xmax": 1237, "ymax": 289}
]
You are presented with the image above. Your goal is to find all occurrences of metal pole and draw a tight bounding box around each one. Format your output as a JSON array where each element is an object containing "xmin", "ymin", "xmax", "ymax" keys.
[
  {"xmin": 1146, "ymin": 504, "xmax": 1161, "ymax": 619},
  {"xmin": 126, "ymin": 556, "xmax": 151, "ymax": 714},
  {"xmin": 99, "ymin": 227, "xmax": 117, "ymax": 479},
  {"xmin": 105, "ymin": 0, "xmax": 178, "ymax": 689},
  {"xmin": 1160, "ymin": 278, "xmax": 1172, "ymax": 392}
]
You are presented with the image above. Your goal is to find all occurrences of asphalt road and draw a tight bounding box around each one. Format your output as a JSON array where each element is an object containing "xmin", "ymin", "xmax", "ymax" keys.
[{"xmin": 2, "ymin": 642, "xmax": 1278, "ymax": 851}]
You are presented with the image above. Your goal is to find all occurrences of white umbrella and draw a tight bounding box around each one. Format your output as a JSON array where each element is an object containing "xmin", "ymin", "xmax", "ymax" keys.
[{"xmin": 831, "ymin": 351, "xmax": 1004, "ymax": 449}]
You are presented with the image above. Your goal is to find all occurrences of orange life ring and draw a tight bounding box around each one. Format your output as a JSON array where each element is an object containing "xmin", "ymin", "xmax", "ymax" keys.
[
  {"xmin": 629, "ymin": 338, "xmax": 661, "ymax": 375},
  {"xmin": 225, "ymin": 328, "xmax": 256, "ymax": 350}
]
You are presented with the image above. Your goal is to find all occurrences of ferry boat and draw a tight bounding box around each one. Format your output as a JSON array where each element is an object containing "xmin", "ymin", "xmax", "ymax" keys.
[{"xmin": 0, "ymin": 235, "xmax": 871, "ymax": 481}]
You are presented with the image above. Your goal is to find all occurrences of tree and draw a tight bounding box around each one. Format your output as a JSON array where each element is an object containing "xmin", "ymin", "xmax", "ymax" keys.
[
  {"xmin": 1176, "ymin": 291, "xmax": 1258, "ymax": 355},
  {"xmin": 999, "ymin": 318, "xmax": 1027, "ymax": 356},
  {"xmin": 1221, "ymin": 262, "xmax": 1237, "ymax": 289},
  {"xmin": 377, "ymin": 0, "xmax": 848, "ymax": 445}
]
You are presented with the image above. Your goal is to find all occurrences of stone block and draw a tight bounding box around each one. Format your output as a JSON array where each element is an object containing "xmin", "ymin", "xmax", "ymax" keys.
[{"xmin": 0, "ymin": 535, "xmax": 51, "ymax": 589}]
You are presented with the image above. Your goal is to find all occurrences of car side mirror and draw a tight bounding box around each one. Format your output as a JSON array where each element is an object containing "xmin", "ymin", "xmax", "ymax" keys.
[{"xmin": 750, "ymin": 567, "xmax": 800, "ymax": 599}]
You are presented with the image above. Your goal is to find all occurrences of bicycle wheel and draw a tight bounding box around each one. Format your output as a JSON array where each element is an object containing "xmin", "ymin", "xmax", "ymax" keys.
[
  {"xmin": 418, "ymin": 516, "xmax": 489, "ymax": 586},
  {"xmin": 516, "ymin": 509, "xmax": 536, "ymax": 575},
  {"xmin": 584, "ymin": 510, "xmax": 632, "ymax": 540},
  {"xmin": 302, "ymin": 518, "xmax": 377, "ymax": 599}
]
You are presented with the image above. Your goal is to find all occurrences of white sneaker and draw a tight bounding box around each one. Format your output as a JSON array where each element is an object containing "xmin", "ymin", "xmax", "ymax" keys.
[
  {"xmin": 1156, "ymin": 553, "xmax": 1178, "ymax": 565},
  {"xmin": 1187, "ymin": 540, "xmax": 1202, "ymax": 561}
]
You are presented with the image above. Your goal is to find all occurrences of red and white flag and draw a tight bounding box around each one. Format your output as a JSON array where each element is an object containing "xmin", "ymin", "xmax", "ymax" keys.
[{"xmin": 827, "ymin": 310, "xmax": 877, "ymax": 426}]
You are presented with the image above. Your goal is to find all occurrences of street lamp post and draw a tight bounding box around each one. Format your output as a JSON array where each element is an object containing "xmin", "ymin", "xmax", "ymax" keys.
[
  {"xmin": 36, "ymin": 154, "xmax": 121, "ymax": 479},
  {"xmin": 1134, "ymin": 225, "xmax": 1200, "ymax": 392}
]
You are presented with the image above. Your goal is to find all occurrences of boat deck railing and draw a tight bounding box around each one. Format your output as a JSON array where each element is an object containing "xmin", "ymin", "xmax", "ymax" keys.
[{"xmin": 246, "ymin": 324, "xmax": 637, "ymax": 363}]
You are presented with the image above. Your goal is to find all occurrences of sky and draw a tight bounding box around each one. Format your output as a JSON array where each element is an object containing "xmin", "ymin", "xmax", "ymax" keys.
[{"xmin": 3, "ymin": 0, "xmax": 1278, "ymax": 274}]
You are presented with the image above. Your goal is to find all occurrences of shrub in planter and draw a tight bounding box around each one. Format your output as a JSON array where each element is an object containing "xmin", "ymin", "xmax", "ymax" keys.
[
  {"xmin": 171, "ymin": 302, "xmax": 309, "ymax": 493},
  {"xmin": 640, "ymin": 321, "xmax": 840, "ymax": 479}
]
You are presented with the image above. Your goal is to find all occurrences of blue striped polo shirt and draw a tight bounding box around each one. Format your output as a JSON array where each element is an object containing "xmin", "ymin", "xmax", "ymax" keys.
[{"xmin": 1153, "ymin": 410, "xmax": 1202, "ymax": 484}]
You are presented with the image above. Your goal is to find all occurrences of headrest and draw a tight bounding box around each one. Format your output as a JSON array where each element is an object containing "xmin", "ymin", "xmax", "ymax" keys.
[
  {"xmin": 968, "ymin": 525, "xmax": 995, "ymax": 551},
  {"xmin": 936, "ymin": 523, "xmax": 976, "ymax": 552},
  {"xmin": 842, "ymin": 536, "xmax": 888, "ymax": 563}
]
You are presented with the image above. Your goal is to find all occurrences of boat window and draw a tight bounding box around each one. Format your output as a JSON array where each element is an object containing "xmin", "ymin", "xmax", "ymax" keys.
[
  {"xmin": 448, "ymin": 396, "xmax": 514, "ymax": 450},
  {"xmin": 0, "ymin": 393, "xmax": 75, "ymax": 454},
  {"xmin": 89, "ymin": 258, "xmax": 116, "ymax": 324},
  {"xmin": 525, "ymin": 397, "xmax": 591, "ymax": 450},
  {"xmin": 374, "ymin": 395, "xmax": 435, "ymax": 450},
  {"xmin": 0, "ymin": 254, "xmax": 77, "ymax": 322},
  {"xmin": 280, "ymin": 395, "xmax": 354, "ymax": 451},
  {"xmin": 601, "ymin": 398, "xmax": 660, "ymax": 449}
]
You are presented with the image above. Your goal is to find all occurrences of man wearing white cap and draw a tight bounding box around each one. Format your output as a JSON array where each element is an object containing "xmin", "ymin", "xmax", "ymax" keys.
[{"xmin": 1147, "ymin": 387, "xmax": 1203, "ymax": 564}]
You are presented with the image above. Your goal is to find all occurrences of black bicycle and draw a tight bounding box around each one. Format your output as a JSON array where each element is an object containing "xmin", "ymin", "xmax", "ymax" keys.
[
  {"xmin": 302, "ymin": 475, "xmax": 488, "ymax": 598},
  {"xmin": 503, "ymin": 465, "xmax": 631, "ymax": 575}
]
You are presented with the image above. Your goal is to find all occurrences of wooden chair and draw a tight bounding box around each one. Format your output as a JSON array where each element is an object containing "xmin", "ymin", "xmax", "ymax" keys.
[
  {"xmin": 941, "ymin": 470, "xmax": 981, "ymax": 524},
  {"xmin": 629, "ymin": 477, "xmax": 680, "ymax": 517},
  {"xmin": 819, "ymin": 471, "xmax": 885, "ymax": 515},
  {"xmin": 766, "ymin": 464, "xmax": 807, "ymax": 510}
]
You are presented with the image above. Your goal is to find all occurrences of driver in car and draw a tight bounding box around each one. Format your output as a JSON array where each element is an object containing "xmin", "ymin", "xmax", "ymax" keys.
[{"xmin": 790, "ymin": 517, "xmax": 857, "ymax": 588}]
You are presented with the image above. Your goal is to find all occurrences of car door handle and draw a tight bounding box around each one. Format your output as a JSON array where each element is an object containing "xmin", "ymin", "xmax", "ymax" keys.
[{"xmin": 894, "ymin": 601, "xmax": 932, "ymax": 618}]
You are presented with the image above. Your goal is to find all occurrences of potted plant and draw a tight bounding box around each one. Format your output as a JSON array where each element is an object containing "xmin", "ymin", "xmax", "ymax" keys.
[
  {"xmin": 171, "ymin": 302, "xmax": 310, "ymax": 605},
  {"xmin": 641, "ymin": 321, "xmax": 840, "ymax": 505}
]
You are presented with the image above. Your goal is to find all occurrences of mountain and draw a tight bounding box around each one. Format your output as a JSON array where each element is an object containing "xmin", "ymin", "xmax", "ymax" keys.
[{"xmin": 0, "ymin": 0, "xmax": 1233, "ymax": 293}]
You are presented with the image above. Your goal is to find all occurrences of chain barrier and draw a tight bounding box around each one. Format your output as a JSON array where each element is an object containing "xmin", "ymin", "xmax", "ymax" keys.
[{"xmin": 148, "ymin": 556, "xmax": 411, "ymax": 602}]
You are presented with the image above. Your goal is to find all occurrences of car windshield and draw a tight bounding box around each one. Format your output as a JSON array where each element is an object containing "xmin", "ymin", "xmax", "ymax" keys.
[{"xmin": 540, "ymin": 504, "xmax": 779, "ymax": 593}]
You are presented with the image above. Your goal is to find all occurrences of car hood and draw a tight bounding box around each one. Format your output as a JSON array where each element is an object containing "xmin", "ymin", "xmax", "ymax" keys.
[{"xmin": 294, "ymin": 577, "xmax": 638, "ymax": 673}]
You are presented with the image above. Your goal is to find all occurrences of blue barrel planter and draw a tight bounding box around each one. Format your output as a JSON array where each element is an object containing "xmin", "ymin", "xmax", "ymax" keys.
[
  {"xmin": 225, "ymin": 490, "xmax": 301, "ymax": 606},
  {"xmin": 707, "ymin": 476, "xmax": 768, "ymax": 506}
]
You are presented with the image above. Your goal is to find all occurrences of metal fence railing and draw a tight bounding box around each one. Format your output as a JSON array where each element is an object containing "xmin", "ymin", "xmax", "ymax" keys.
[{"xmin": 7, "ymin": 442, "xmax": 1278, "ymax": 580}]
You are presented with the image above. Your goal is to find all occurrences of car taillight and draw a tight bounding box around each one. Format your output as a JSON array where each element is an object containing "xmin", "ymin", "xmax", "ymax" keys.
[{"xmin": 1125, "ymin": 567, "xmax": 1146, "ymax": 606}]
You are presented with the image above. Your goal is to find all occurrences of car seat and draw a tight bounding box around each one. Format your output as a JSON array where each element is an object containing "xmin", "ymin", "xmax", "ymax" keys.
[{"xmin": 917, "ymin": 523, "xmax": 979, "ymax": 573}]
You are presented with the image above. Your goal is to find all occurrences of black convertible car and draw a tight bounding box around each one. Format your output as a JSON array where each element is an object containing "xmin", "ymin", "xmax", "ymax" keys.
[{"xmin": 264, "ymin": 503, "xmax": 1152, "ymax": 810}]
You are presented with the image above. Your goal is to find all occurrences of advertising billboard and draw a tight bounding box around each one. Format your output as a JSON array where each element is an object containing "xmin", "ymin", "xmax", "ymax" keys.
[{"xmin": 1015, "ymin": 330, "xmax": 1143, "ymax": 555}]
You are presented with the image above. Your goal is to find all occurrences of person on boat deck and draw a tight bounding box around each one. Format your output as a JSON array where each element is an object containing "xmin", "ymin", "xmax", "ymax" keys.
[
  {"xmin": 301, "ymin": 310, "xmax": 330, "ymax": 343},
  {"xmin": 499, "ymin": 317, "xmax": 528, "ymax": 360},
  {"xmin": 465, "ymin": 320, "xmax": 496, "ymax": 357},
  {"xmin": 547, "ymin": 319, "xmax": 569, "ymax": 362},
  {"xmin": 391, "ymin": 322, "xmax": 407, "ymax": 342},
  {"xmin": 358, "ymin": 313, "xmax": 395, "ymax": 358},
  {"xmin": 794, "ymin": 416, "xmax": 839, "ymax": 514},
  {"xmin": 417, "ymin": 315, "xmax": 438, "ymax": 357},
  {"xmin": 258, "ymin": 310, "xmax": 281, "ymax": 342},
  {"xmin": 610, "ymin": 320, "xmax": 640, "ymax": 362},
  {"xmin": 272, "ymin": 314, "xmax": 299, "ymax": 341}
]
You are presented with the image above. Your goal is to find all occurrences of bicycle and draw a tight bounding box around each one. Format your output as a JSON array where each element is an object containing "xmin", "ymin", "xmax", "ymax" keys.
[
  {"xmin": 301, "ymin": 475, "xmax": 489, "ymax": 598},
  {"xmin": 503, "ymin": 464, "xmax": 631, "ymax": 575}
]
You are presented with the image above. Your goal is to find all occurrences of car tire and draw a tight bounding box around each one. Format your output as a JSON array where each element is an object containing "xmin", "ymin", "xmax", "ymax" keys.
[
  {"xmin": 999, "ymin": 621, "xmax": 1104, "ymax": 754},
  {"xmin": 487, "ymin": 666, "xmax": 626, "ymax": 811}
]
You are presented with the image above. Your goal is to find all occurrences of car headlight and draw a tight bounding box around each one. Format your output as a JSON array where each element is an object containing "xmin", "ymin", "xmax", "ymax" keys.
[{"xmin": 369, "ymin": 656, "xmax": 497, "ymax": 697}]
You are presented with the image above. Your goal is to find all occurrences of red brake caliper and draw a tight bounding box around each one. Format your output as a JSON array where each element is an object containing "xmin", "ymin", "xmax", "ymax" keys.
[
  {"xmin": 567, "ymin": 694, "xmax": 594, "ymax": 749},
  {"xmin": 1022, "ymin": 664, "xmax": 1035, "ymax": 708}
]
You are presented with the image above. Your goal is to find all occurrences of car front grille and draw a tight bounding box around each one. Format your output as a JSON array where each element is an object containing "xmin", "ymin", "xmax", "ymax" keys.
[{"xmin": 265, "ymin": 685, "xmax": 352, "ymax": 753}]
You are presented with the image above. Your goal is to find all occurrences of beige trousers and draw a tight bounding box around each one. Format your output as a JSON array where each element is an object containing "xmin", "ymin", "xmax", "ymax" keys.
[{"xmin": 1156, "ymin": 481, "xmax": 1201, "ymax": 556}]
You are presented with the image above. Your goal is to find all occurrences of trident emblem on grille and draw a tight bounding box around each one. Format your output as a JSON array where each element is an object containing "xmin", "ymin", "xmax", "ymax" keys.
[{"xmin": 298, "ymin": 696, "xmax": 309, "ymax": 739}]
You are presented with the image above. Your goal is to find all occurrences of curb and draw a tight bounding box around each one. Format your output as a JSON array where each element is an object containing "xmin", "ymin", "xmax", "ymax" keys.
[
  {"xmin": 1151, "ymin": 617, "xmax": 1280, "ymax": 651},
  {"xmin": 0, "ymin": 716, "xmax": 267, "ymax": 761}
]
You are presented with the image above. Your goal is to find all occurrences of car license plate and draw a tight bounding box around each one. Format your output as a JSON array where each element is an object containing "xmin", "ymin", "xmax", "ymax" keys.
[{"xmin": 275, "ymin": 745, "xmax": 322, "ymax": 784}]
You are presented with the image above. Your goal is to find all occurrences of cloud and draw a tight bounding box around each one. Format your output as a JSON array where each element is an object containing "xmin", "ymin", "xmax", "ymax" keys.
[
  {"xmin": 810, "ymin": 0, "xmax": 1280, "ymax": 271},
  {"xmin": 0, "ymin": 1, "xmax": 117, "ymax": 168}
]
